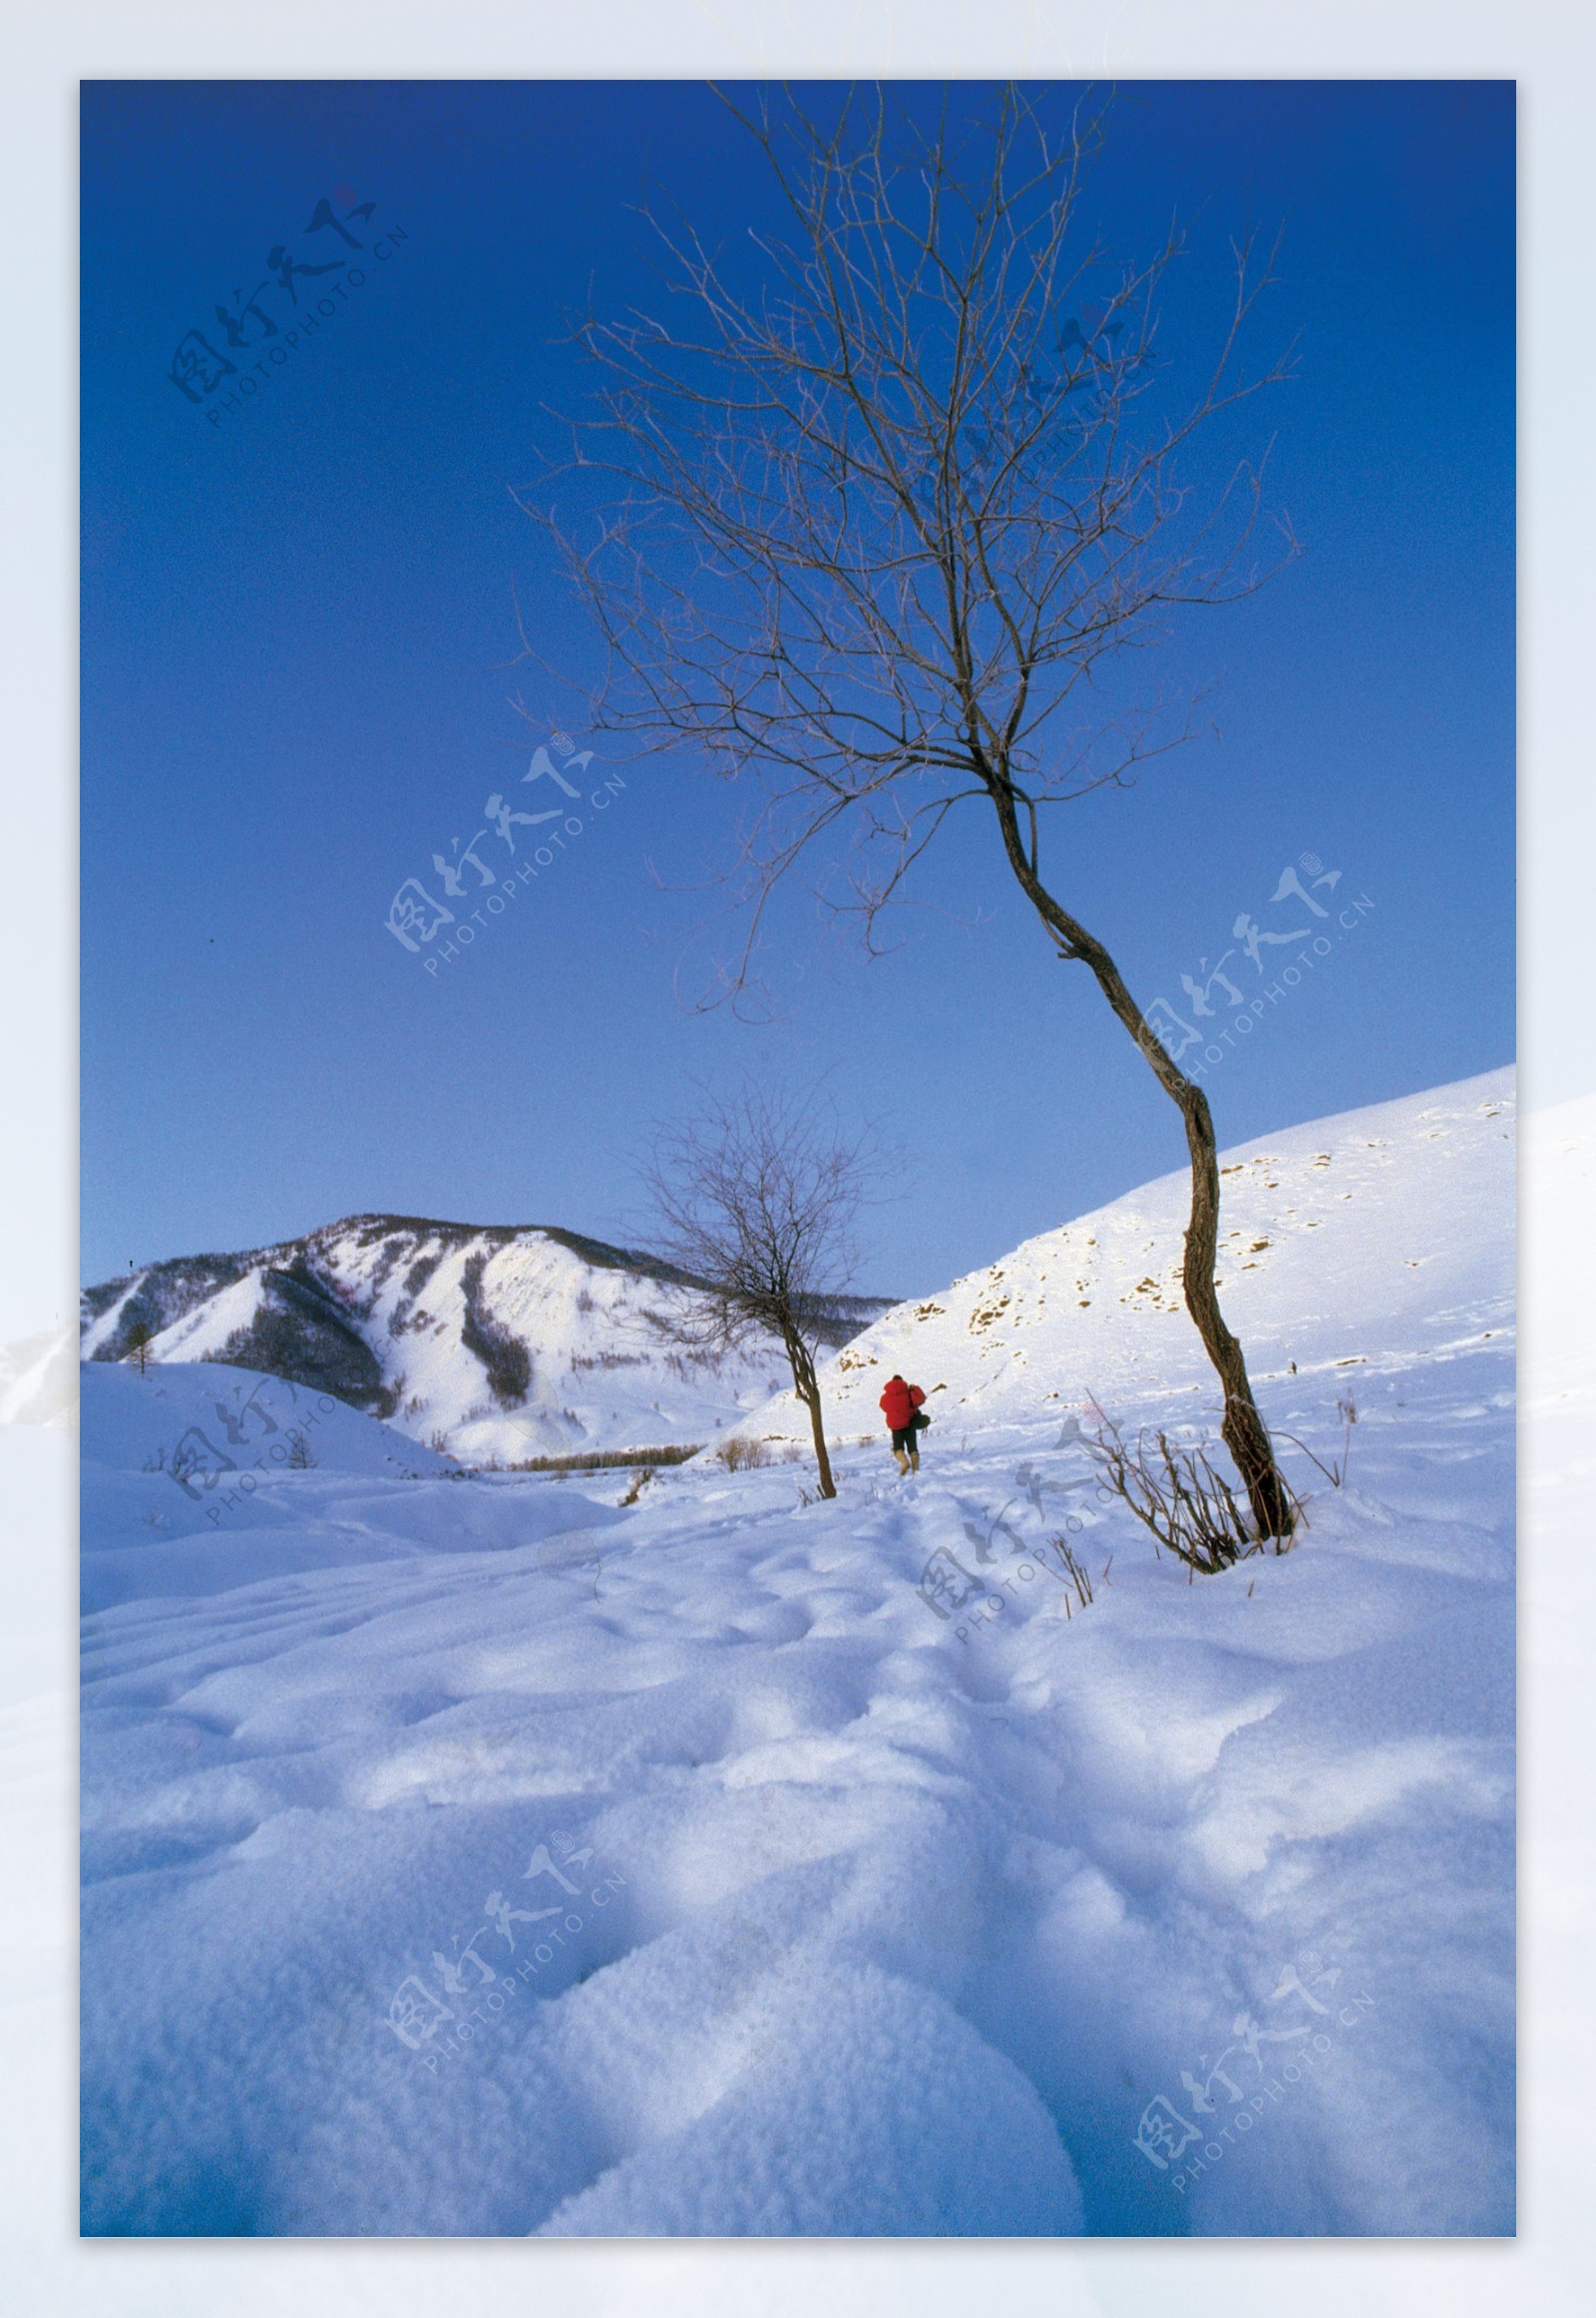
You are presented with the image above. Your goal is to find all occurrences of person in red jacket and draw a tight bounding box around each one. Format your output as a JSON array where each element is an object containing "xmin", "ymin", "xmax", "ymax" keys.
[{"xmin": 879, "ymin": 1372, "xmax": 927, "ymax": 1475}]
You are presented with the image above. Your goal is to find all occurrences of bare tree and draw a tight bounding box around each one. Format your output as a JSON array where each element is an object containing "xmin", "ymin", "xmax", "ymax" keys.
[
  {"xmin": 645, "ymin": 1088, "xmax": 872, "ymax": 1499},
  {"xmin": 125, "ymin": 1322, "xmax": 153, "ymax": 1377},
  {"xmin": 535, "ymin": 84, "xmax": 1300, "ymax": 1537}
]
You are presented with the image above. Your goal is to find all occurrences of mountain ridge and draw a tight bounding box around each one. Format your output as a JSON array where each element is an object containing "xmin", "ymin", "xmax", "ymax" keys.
[{"xmin": 81, "ymin": 1212, "xmax": 895, "ymax": 1464}]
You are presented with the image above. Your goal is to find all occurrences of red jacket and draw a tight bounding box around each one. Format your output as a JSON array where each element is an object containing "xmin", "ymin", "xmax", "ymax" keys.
[{"xmin": 879, "ymin": 1377, "xmax": 926, "ymax": 1430}]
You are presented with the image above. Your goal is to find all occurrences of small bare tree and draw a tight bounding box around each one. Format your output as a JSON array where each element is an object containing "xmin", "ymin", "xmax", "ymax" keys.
[
  {"xmin": 125, "ymin": 1322, "xmax": 154, "ymax": 1377},
  {"xmin": 533, "ymin": 83, "xmax": 1301, "ymax": 1538},
  {"xmin": 645, "ymin": 1088, "xmax": 872, "ymax": 1499}
]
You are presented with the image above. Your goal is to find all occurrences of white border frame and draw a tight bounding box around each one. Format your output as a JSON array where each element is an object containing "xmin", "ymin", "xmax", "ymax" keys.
[{"xmin": 4, "ymin": 5, "xmax": 1587, "ymax": 2310}]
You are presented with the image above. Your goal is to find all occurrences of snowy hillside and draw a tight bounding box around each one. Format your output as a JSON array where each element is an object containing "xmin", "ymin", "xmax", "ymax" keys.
[
  {"xmin": 81, "ymin": 1216, "xmax": 892, "ymax": 1464},
  {"xmin": 81, "ymin": 1361, "xmax": 478, "ymax": 1613},
  {"xmin": 80, "ymin": 1070, "xmax": 1514, "ymax": 2237},
  {"xmin": 735, "ymin": 1067, "xmax": 1514, "ymax": 1452}
]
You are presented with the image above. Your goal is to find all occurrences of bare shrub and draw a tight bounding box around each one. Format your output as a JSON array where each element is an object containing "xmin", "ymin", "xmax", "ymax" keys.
[
  {"xmin": 618, "ymin": 1465, "xmax": 655, "ymax": 1506},
  {"xmin": 1088, "ymin": 1411, "xmax": 1302, "ymax": 1576},
  {"xmin": 1279, "ymin": 1395, "xmax": 1358, "ymax": 1489},
  {"xmin": 1049, "ymin": 1537, "xmax": 1096, "ymax": 1614},
  {"xmin": 716, "ymin": 1436, "xmax": 773, "ymax": 1472}
]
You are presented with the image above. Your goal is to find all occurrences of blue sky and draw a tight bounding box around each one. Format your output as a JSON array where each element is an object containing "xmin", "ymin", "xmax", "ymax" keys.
[{"xmin": 80, "ymin": 79, "xmax": 1514, "ymax": 1297}]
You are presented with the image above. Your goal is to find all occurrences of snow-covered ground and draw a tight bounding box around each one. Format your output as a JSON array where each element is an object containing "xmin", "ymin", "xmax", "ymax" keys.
[{"xmin": 79, "ymin": 1069, "xmax": 1515, "ymax": 2237}]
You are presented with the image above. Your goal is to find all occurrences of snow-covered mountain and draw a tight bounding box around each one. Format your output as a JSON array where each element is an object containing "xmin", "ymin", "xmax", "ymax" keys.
[{"xmin": 80, "ymin": 1217, "xmax": 893, "ymax": 1465}]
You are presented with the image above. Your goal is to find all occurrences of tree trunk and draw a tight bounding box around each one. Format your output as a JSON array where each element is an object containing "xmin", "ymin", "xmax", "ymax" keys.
[
  {"xmin": 785, "ymin": 1330, "xmax": 837, "ymax": 1498},
  {"xmin": 988, "ymin": 785, "xmax": 1296, "ymax": 1541},
  {"xmin": 1173, "ymin": 1076, "xmax": 1297, "ymax": 1539}
]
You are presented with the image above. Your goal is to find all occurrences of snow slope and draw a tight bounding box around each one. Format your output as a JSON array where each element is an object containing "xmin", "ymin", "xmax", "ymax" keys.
[
  {"xmin": 730, "ymin": 1066, "xmax": 1515, "ymax": 1452},
  {"xmin": 79, "ymin": 1362, "xmax": 521, "ymax": 1614},
  {"xmin": 81, "ymin": 1217, "xmax": 888, "ymax": 1464},
  {"xmin": 79, "ymin": 1070, "xmax": 1514, "ymax": 2238}
]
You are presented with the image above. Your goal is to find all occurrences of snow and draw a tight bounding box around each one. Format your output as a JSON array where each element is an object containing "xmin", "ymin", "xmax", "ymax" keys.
[
  {"xmin": 79, "ymin": 1068, "xmax": 1515, "ymax": 2237},
  {"xmin": 730, "ymin": 1066, "xmax": 1515, "ymax": 1451},
  {"xmin": 80, "ymin": 1360, "xmax": 620, "ymax": 1615},
  {"xmin": 81, "ymin": 1219, "xmax": 826, "ymax": 1464}
]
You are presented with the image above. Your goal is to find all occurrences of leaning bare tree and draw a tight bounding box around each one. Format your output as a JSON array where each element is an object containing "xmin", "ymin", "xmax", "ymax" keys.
[
  {"xmin": 536, "ymin": 84, "xmax": 1300, "ymax": 1537},
  {"xmin": 646, "ymin": 1089, "xmax": 871, "ymax": 1499}
]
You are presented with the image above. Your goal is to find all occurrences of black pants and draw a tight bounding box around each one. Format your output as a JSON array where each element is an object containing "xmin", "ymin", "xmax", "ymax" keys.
[{"xmin": 891, "ymin": 1425, "xmax": 919, "ymax": 1454}]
